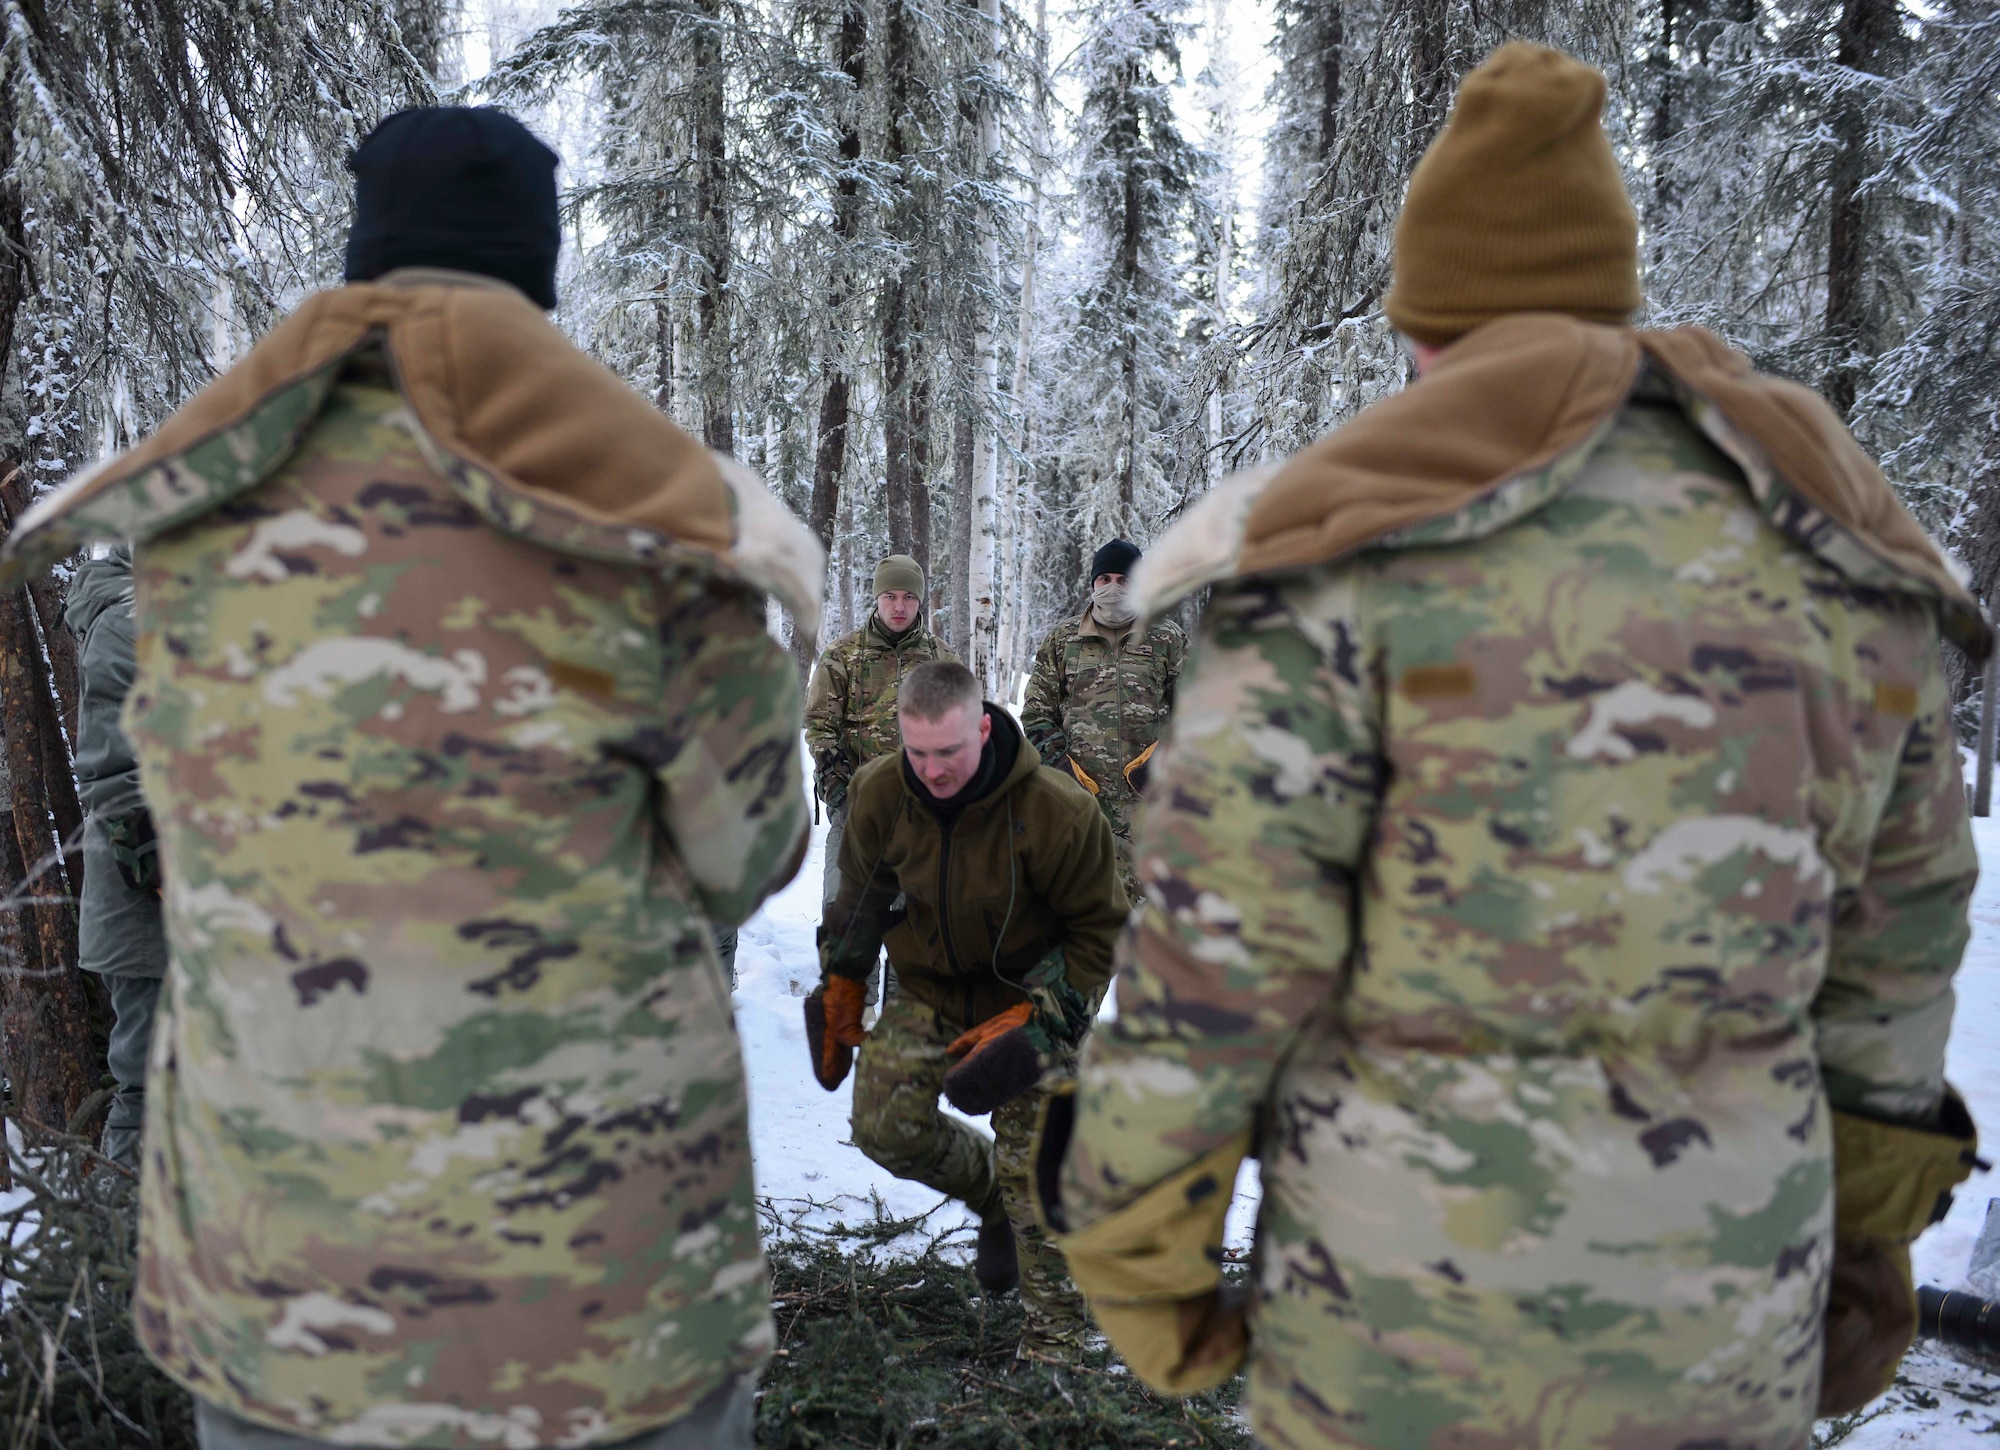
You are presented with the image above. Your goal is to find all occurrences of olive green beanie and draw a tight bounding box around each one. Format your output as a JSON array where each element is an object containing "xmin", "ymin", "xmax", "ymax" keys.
[
  {"xmin": 872, "ymin": 554, "xmax": 924, "ymax": 599},
  {"xmin": 1384, "ymin": 43, "xmax": 1641, "ymax": 346}
]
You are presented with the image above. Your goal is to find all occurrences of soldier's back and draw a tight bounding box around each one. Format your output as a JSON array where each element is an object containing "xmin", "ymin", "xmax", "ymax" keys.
[
  {"xmin": 126, "ymin": 369, "xmax": 774, "ymax": 1444},
  {"xmin": 1250, "ymin": 388, "xmax": 1955, "ymax": 1449}
]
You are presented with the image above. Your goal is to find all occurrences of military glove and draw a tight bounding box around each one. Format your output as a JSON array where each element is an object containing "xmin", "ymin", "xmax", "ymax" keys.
[
  {"xmin": 942, "ymin": 1003, "xmax": 1038, "ymax": 1115},
  {"xmin": 1819, "ymin": 1087, "xmax": 1979, "ymax": 1416},
  {"xmin": 804, "ymin": 975, "xmax": 869, "ymax": 1092},
  {"xmin": 1062, "ymin": 755, "xmax": 1100, "ymax": 796},
  {"xmin": 106, "ymin": 808, "xmax": 161, "ymax": 896},
  {"xmin": 1123, "ymin": 741, "xmax": 1158, "ymax": 794},
  {"xmin": 1032, "ymin": 1085, "xmax": 1252, "ymax": 1394}
]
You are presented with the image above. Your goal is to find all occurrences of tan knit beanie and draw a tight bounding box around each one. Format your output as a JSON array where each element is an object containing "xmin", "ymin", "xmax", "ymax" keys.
[
  {"xmin": 873, "ymin": 554, "xmax": 924, "ymax": 598},
  {"xmin": 1384, "ymin": 43, "xmax": 1641, "ymax": 346}
]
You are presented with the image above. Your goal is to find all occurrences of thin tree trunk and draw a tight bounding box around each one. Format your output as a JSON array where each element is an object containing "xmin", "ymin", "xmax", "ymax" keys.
[
  {"xmin": 881, "ymin": 0, "xmax": 919, "ymax": 567},
  {"xmin": 800, "ymin": 0, "xmax": 869, "ymax": 676},
  {"xmin": 1824, "ymin": 0, "xmax": 1893, "ymax": 418},
  {"xmin": 693, "ymin": 0, "xmax": 734, "ymax": 453},
  {"xmin": 965, "ymin": 0, "xmax": 1003, "ymax": 691},
  {"xmin": 1977, "ymin": 629, "xmax": 1998, "ymax": 817},
  {"xmin": 0, "ymin": 578, "xmax": 92, "ymax": 1136},
  {"xmin": 1001, "ymin": 0, "xmax": 1051, "ymax": 692},
  {"xmin": 910, "ymin": 358, "xmax": 933, "ymax": 584}
]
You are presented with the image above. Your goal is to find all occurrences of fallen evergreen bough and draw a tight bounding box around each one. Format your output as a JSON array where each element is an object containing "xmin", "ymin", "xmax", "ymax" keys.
[
  {"xmin": 0, "ymin": 1153, "xmax": 1247, "ymax": 1449},
  {"xmin": 1, "ymin": 1129, "xmax": 195, "ymax": 1450},
  {"xmin": 755, "ymin": 1196, "xmax": 1251, "ymax": 1449}
]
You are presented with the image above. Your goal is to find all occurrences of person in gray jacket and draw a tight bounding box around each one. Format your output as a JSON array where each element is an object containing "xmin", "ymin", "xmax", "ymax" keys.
[{"xmin": 65, "ymin": 546, "xmax": 167, "ymax": 1169}]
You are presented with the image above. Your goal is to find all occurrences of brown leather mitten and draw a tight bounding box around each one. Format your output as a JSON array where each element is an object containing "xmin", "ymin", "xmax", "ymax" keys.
[{"xmin": 804, "ymin": 975, "xmax": 870, "ymax": 1092}]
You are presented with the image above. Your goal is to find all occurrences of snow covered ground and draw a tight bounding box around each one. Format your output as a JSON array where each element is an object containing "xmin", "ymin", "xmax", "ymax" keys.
[{"xmin": 732, "ymin": 767, "xmax": 2000, "ymax": 1445}]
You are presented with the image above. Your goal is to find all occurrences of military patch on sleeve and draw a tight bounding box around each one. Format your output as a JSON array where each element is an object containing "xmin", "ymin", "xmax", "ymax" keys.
[
  {"xmin": 1400, "ymin": 663, "xmax": 1478, "ymax": 700},
  {"xmin": 549, "ymin": 658, "xmax": 618, "ymax": 698},
  {"xmin": 1873, "ymin": 681, "xmax": 1919, "ymax": 718}
]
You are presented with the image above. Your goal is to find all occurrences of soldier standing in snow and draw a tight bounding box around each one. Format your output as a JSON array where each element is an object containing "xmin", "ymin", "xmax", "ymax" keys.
[
  {"xmin": 1, "ymin": 107, "xmax": 816, "ymax": 1450},
  {"xmin": 1037, "ymin": 44, "xmax": 1982, "ymax": 1448},
  {"xmin": 1022, "ymin": 539, "xmax": 1186, "ymax": 900},
  {"xmin": 804, "ymin": 554, "xmax": 959, "ymax": 1000},
  {"xmin": 65, "ymin": 546, "xmax": 168, "ymax": 1171},
  {"xmin": 808, "ymin": 660, "xmax": 1127, "ymax": 1365}
]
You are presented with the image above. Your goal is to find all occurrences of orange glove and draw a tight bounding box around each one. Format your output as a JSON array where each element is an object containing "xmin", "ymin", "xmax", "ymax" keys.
[
  {"xmin": 1124, "ymin": 741, "xmax": 1158, "ymax": 793},
  {"xmin": 1062, "ymin": 755, "xmax": 1100, "ymax": 796},
  {"xmin": 947, "ymin": 1002, "xmax": 1034, "ymax": 1060},
  {"xmin": 805, "ymin": 975, "xmax": 870, "ymax": 1091}
]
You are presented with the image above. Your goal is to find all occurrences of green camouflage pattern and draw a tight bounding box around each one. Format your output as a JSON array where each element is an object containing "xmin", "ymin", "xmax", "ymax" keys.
[
  {"xmin": 802, "ymin": 615, "xmax": 957, "ymax": 804},
  {"xmin": 851, "ymin": 993, "xmax": 1090, "ymax": 1357},
  {"xmin": 1063, "ymin": 388, "xmax": 1974, "ymax": 1449},
  {"xmin": 117, "ymin": 373, "xmax": 808, "ymax": 1446},
  {"xmin": 1019, "ymin": 612, "xmax": 1186, "ymax": 883}
]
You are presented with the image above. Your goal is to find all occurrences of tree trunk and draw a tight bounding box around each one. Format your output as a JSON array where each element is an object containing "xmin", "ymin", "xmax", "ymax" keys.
[
  {"xmin": 1977, "ymin": 626, "xmax": 1998, "ymax": 817},
  {"xmin": 910, "ymin": 358, "xmax": 933, "ymax": 585},
  {"xmin": 881, "ymin": 0, "xmax": 920, "ymax": 571},
  {"xmin": 1824, "ymin": 0, "xmax": 1894, "ymax": 418},
  {"xmin": 1317, "ymin": 0, "xmax": 1343, "ymax": 166},
  {"xmin": 692, "ymin": 0, "xmax": 734, "ymax": 454},
  {"xmin": 1000, "ymin": 0, "xmax": 1051, "ymax": 695},
  {"xmin": 0, "ymin": 577, "xmax": 92, "ymax": 1136},
  {"xmin": 798, "ymin": 0, "xmax": 869, "ymax": 677},
  {"xmin": 964, "ymin": 0, "xmax": 1003, "ymax": 692}
]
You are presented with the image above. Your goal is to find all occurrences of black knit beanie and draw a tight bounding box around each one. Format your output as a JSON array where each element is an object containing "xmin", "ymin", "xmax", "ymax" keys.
[
  {"xmin": 1091, "ymin": 539, "xmax": 1142, "ymax": 581},
  {"xmin": 344, "ymin": 107, "xmax": 562, "ymax": 310}
]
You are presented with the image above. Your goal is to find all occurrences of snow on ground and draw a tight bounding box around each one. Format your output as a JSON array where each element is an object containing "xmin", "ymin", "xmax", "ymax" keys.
[{"xmin": 732, "ymin": 756, "xmax": 2000, "ymax": 1442}]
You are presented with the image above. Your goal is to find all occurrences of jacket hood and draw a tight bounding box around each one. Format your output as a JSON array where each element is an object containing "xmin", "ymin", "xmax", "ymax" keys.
[
  {"xmin": 62, "ymin": 548, "xmax": 134, "ymax": 640},
  {"xmin": 1, "ymin": 277, "xmax": 824, "ymax": 632},
  {"xmin": 1137, "ymin": 313, "xmax": 1987, "ymax": 659}
]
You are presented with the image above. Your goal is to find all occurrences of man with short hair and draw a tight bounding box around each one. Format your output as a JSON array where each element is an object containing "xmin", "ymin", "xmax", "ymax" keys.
[
  {"xmin": 807, "ymin": 660, "xmax": 1126, "ymax": 1364},
  {"xmin": 1022, "ymin": 539, "xmax": 1185, "ymax": 897},
  {"xmin": 1, "ymin": 106, "xmax": 817, "ymax": 1450},
  {"xmin": 1040, "ymin": 43, "xmax": 1980, "ymax": 1448},
  {"xmin": 804, "ymin": 554, "xmax": 958, "ymax": 998}
]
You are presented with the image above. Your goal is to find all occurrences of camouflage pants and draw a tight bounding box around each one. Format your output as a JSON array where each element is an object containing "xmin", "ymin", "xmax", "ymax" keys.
[
  {"xmin": 850, "ymin": 994, "xmax": 1088, "ymax": 1356},
  {"xmin": 1100, "ymin": 795, "xmax": 1142, "ymax": 905}
]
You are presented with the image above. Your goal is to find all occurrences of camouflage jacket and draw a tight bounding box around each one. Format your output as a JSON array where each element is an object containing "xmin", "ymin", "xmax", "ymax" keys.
[
  {"xmin": 1061, "ymin": 374, "xmax": 1976, "ymax": 1449},
  {"xmin": 1, "ymin": 276, "xmax": 819, "ymax": 1447},
  {"xmin": 1019, "ymin": 611, "xmax": 1185, "ymax": 819},
  {"xmin": 64, "ymin": 549, "xmax": 168, "ymax": 978},
  {"xmin": 803, "ymin": 615, "xmax": 957, "ymax": 804}
]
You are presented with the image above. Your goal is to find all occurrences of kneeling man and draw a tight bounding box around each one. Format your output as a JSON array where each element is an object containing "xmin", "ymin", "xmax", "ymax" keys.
[{"xmin": 808, "ymin": 661, "xmax": 1127, "ymax": 1364}]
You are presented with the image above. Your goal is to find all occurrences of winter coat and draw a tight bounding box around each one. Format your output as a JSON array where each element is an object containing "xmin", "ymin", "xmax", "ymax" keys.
[
  {"xmin": 823, "ymin": 706, "xmax": 1128, "ymax": 1030},
  {"xmin": 1020, "ymin": 612, "xmax": 1186, "ymax": 845},
  {"xmin": 803, "ymin": 615, "xmax": 958, "ymax": 805},
  {"xmin": 64, "ymin": 548, "xmax": 167, "ymax": 979},
  {"xmin": 1052, "ymin": 315, "xmax": 1981, "ymax": 1450},
  {"xmin": 0, "ymin": 270, "xmax": 820, "ymax": 1447}
]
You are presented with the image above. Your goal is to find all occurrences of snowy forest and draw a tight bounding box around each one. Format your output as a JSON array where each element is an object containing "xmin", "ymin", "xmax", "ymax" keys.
[{"xmin": 0, "ymin": 0, "xmax": 1991, "ymax": 697}]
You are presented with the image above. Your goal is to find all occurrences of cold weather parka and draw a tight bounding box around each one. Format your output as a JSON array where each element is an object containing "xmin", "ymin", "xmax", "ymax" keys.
[
  {"xmin": 823, "ymin": 706, "xmax": 1128, "ymax": 1030},
  {"xmin": 0, "ymin": 270, "xmax": 820, "ymax": 1448},
  {"xmin": 1047, "ymin": 314, "xmax": 1982, "ymax": 1450},
  {"xmin": 804, "ymin": 613, "xmax": 958, "ymax": 805}
]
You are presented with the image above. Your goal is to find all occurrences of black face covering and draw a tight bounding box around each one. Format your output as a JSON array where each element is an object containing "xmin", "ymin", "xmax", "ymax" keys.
[{"xmin": 344, "ymin": 107, "xmax": 562, "ymax": 310}]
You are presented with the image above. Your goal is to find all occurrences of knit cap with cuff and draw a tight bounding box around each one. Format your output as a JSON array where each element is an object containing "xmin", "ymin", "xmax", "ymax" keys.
[
  {"xmin": 873, "ymin": 554, "xmax": 925, "ymax": 599},
  {"xmin": 1384, "ymin": 43, "xmax": 1641, "ymax": 347}
]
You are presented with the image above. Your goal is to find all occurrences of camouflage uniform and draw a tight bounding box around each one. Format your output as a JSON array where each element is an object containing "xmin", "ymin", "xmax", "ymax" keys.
[
  {"xmin": 1021, "ymin": 611, "xmax": 1185, "ymax": 894},
  {"xmin": 1058, "ymin": 372, "xmax": 1976, "ymax": 1448},
  {"xmin": 0, "ymin": 277, "xmax": 818, "ymax": 1448},
  {"xmin": 851, "ymin": 996, "xmax": 1085, "ymax": 1353},
  {"xmin": 65, "ymin": 547, "xmax": 169, "ymax": 1169}
]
